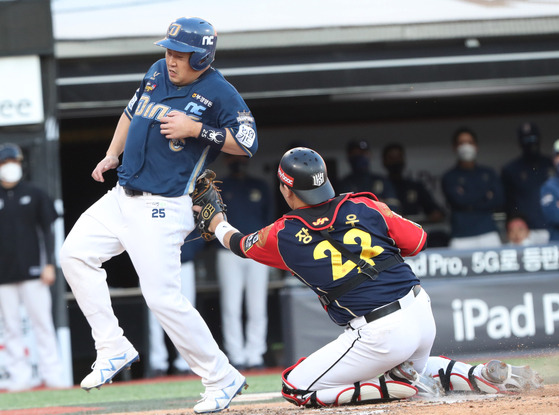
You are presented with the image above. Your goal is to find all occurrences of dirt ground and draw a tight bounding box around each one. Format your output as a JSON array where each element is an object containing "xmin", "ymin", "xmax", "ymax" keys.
[{"xmin": 110, "ymin": 383, "xmax": 559, "ymax": 415}]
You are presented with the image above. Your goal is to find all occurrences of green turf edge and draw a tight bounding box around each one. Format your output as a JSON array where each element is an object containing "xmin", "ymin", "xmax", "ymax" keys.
[{"xmin": 1, "ymin": 354, "xmax": 557, "ymax": 412}]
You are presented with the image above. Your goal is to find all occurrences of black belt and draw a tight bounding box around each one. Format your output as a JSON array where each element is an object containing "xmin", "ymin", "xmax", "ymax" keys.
[
  {"xmin": 363, "ymin": 285, "xmax": 421, "ymax": 324},
  {"xmin": 123, "ymin": 187, "xmax": 151, "ymax": 197}
]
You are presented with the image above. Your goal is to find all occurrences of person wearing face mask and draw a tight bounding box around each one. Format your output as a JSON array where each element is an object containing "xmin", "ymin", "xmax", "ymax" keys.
[
  {"xmin": 339, "ymin": 140, "xmax": 400, "ymax": 211},
  {"xmin": 382, "ymin": 143, "xmax": 445, "ymax": 223},
  {"xmin": 0, "ymin": 143, "xmax": 65, "ymax": 391},
  {"xmin": 441, "ymin": 128, "xmax": 504, "ymax": 249},
  {"xmin": 540, "ymin": 140, "xmax": 559, "ymax": 242},
  {"xmin": 215, "ymin": 154, "xmax": 272, "ymax": 370},
  {"xmin": 501, "ymin": 122, "xmax": 554, "ymax": 244}
]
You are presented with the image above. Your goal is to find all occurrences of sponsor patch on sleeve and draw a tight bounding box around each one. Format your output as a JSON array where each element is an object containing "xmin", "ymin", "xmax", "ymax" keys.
[
  {"xmin": 236, "ymin": 124, "xmax": 256, "ymax": 147},
  {"xmin": 243, "ymin": 231, "xmax": 259, "ymax": 252},
  {"xmin": 127, "ymin": 89, "xmax": 139, "ymax": 111}
]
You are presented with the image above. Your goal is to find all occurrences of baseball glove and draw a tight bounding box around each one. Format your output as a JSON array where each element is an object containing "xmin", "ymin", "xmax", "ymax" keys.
[{"xmin": 191, "ymin": 169, "xmax": 227, "ymax": 241}]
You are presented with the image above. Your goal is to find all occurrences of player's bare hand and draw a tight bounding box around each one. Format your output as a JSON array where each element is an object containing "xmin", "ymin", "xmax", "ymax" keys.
[
  {"xmin": 40, "ymin": 264, "xmax": 56, "ymax": 286},
  {"xmin": 160, "ymin": 111, "xmax": 201, "ymax": 140},
  {"xmin": 92, "ymin": 155, "xmax": 119, "ymax": 182}
]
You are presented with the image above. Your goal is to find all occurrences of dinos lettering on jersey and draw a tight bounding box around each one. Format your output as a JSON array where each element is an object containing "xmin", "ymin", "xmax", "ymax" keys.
[
  {"xmin": 135, "ymin": 95, "xmax": 173, "ymax": 121},
  {"xmin": 243, "ymin": 231, "xmax": 259, "ymax": 252}
]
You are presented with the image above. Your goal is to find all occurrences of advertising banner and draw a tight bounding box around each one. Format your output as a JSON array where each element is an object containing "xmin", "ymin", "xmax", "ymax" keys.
[{"xmin": 0, "ymin": 55, "xmax": 44, "ymax": 126}]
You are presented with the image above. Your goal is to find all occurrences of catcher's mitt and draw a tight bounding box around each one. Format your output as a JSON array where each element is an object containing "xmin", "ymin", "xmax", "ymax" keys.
[{"xmin": 191, "ymin": 169, "xmax": 227, "ymax": 241}]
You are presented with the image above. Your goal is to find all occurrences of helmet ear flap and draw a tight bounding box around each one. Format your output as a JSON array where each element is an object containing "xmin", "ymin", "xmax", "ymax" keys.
[{"xmin": 190, "ymin": 50, "xmax": 213, "ymax": 71}]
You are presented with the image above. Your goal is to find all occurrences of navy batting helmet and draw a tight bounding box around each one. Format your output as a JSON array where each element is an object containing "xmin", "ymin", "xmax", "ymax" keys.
[
  {"xmin": 155, "ymin": 17, "xmax": 217, "ymax": 71},
  {"xmin": 0, "ymin": 143, "xmax": 23, "ymax": 162},
  {"xmin": 278, "ymin": 147, "xmax": 335, "ymax": 205}
]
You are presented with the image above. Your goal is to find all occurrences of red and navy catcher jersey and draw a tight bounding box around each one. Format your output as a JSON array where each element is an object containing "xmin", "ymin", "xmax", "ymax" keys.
[
  {"xmin": 235, "ymin": 193, "xmax": 426, "ymax": 325},
  {"xmin": 118, "ymin": 59, "xmax": 258, "ymax": 197}
]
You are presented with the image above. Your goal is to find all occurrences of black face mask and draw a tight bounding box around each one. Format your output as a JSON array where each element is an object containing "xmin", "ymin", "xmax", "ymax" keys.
[
  {"xmin": 385, "ymin": 162, "xmax": 405, "ymax": 177},
  {"xmin": 349, "ymin": 155, "xmax": 370, "ymax": 174}
]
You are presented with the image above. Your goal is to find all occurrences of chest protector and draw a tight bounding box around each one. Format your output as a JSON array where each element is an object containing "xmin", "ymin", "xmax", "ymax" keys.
[{"xmin": 284, "ymin": 193, "xmax": 403, "ymax": 307}]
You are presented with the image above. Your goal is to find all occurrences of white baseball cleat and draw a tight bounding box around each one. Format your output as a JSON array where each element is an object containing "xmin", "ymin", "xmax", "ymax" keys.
[
  {"xmin": 80, "ymin": 346, "xmax": 139, "ymax": 391},
  {"xmin": 389, "ymin": 361, "xmax": 444, "ymax": 397},
  {"xmin": 193, "ymin": 372, "xmax": 247, "ymax": 413},
  {"xmin": 481, "ymin": 360, "xmax": 543, "ymax": 392}
]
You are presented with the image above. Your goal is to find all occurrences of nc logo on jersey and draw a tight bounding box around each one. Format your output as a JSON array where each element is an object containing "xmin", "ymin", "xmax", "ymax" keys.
[
  {"xmin": 184, "ymin": 102, "xmax": 207, "ymax": 117},
  {"xmin": 312, "ymin": 172, "xmax": 325, "ymax": 187}
]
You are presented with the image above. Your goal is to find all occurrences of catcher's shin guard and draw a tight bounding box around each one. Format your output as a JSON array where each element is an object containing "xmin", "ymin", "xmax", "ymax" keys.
[
  {"xmin": 333, "ymin": 376, "xmax": 418, "ymax": 406},
  {"xmin": 281, "ymin": 359, "xmax": 417, "ymax": 408}
]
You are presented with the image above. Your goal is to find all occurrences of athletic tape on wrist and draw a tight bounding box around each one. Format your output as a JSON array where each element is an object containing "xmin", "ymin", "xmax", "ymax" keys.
[
  {"xmin": 198, "ymin": 124, "xmax": 226, "ymax": 151},
  {"xmin": 215, "ymin": 221, "xmax": 238, "ymax": 246}
]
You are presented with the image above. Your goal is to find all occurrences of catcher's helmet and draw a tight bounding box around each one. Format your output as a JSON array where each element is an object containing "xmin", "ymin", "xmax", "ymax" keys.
[
  {"xmin": 278, "ymin": 147, "xmax": 335, "ymax": 205},
  {"xmin": 155, "ymin": 17, "xmax": 217, "ymax": 71},
  {"xmin": 0, "ymin": 143, "xmax": 23, "ymax": 162}
]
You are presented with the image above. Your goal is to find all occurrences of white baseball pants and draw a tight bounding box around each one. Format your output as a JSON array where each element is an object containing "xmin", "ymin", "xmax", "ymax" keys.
[
  {"xmin": 216, "ymin": 249, "xmax": 269, "ymax": 367},
  {"xmin": 149, "ymin": 260, "xmax": 195, "ymax": 372},
  {"xmin": 286, "ymin": 286, "xmax": 436, "ymax": 404},
  {"xmin": 0, "ymin": 279, "xmax": 64, "ymax": 388},
  {"xmin": 60, "ymin": 185, "xmax": 238, "ymax": 389}
]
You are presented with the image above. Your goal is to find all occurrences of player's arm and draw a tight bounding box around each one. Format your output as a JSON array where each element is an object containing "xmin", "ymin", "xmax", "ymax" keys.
[
  {"xmin": 160, "ymin": 112, "xmax": 246, "ymax": 155},
  {"xmin": 92, "ymin": 113, "xmax": 131, "ymax": 182}
]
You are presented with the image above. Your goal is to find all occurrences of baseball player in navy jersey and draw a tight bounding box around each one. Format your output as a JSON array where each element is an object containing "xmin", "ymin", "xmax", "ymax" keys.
[
  {"xmin": 200, "ymin": 147, "xmax": 542, "ymax": 408},
  {"xmin": 60, "ymin": 17, "xmax": 255, "ymax": 413}
]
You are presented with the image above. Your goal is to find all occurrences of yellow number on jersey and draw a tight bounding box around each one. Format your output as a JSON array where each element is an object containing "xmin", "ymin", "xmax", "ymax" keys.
[{"xmin": 313, "ymin": 228, "xmax": 384, "ymax": 281}]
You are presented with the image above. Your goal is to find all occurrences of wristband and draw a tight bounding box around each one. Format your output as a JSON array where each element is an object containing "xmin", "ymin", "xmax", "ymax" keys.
[
  {"xmin": 215, "ymin": 221, "xmax": 239, "ymax": 246},
  {"xmin": 198, "ymin": 124, "xmax": 226, "ymax": 151}
]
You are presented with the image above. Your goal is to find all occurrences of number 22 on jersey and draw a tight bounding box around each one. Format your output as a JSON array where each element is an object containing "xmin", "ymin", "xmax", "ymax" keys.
[{"xmin": 313, "ymin": 228, "xmax": 384, "ymax": 281}]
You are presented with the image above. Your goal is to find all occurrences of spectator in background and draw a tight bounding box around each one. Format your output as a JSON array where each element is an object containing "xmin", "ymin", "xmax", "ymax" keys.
[
  {"xmin": 501, "ymin": 122, "xmax": 553, "ymax": 244},
  {"xmin": 442, "ymin": 127, "xmax": 504, "ymax": 249},
  {"xmin": 216, "ymin": 154, "xmax": 272, "ymax": 370},
  {"xmin": 382, "ymin": 143, "xmax": 445, "ymax": 223},
  {"xmin": 540, "ymin": 139, "xmax": 559, "ymax": 242},
  {"xmin": 338, "ymin": 140, "xmax": 400, "ymax": 211},
  {"xmin": 505, "ymin": 214, "xmax": 533, "ymax": 246},
  {"xmin": 0, "ymin": 144, "xmax": 65, "ymax": 391},
  {"xmin": 147, "ymin": 233, "xmax": 205, "ymax": 377}
]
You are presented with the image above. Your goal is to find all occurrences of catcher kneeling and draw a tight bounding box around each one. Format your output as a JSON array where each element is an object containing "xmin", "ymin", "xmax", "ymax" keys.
[{"xmin": 192, "ymin": 148, "xmax": 543, "ymax": 408}]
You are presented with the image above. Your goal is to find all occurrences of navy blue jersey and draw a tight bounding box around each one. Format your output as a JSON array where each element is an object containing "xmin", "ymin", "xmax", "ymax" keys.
[
  {"xmin": 540, "ymin": 176, "xmax": 559, "ymax": 241},
  {"xmin": 501, "ymin": 155, "xmax": 554, "ymax": 229},
  {"xmin": 0, "ymin": 182, "xmax": 57, "ymax": 284},
  {"xmin": 442, "ymin": 164, "xmax": 504, "ymax": 238},
  {"xmin": 235, "ymin": 193, "xmax": 426, "ymax": 325},
  {"xmin": 118, "ymin": 59, "xmax": 257, "ymax": 197}
]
